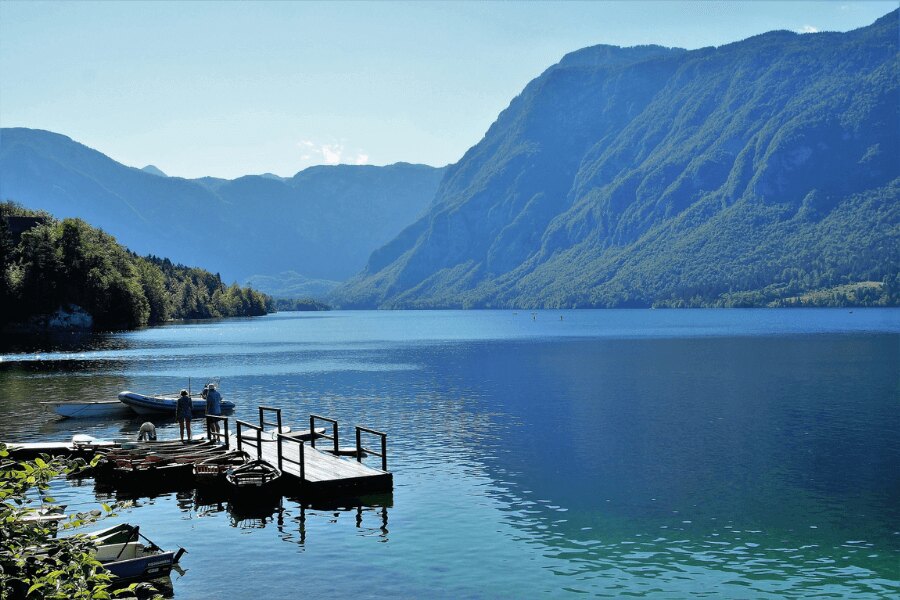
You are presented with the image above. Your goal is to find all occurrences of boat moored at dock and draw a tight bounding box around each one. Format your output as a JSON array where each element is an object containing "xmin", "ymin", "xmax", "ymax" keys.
[
  {"xmin": 118, "ymin": 391, "xmax": 235, "ymax": 415},
  {"xmin": 40, "ymin": 400, "xmax": 134, "ymax": 419}
]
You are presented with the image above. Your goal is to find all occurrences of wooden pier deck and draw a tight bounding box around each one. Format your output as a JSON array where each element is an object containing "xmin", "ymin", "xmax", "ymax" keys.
[
  {"xmin": 261, "ymin": 441, "xmax": 391, "ymax": 492},
  {"xmin": 229, "ymin": 409, "xmax": 393, "ymax": 495}
]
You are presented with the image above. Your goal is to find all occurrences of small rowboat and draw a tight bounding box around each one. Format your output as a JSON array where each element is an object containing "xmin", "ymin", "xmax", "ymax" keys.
[
  {"xmin": 40, "ymin": 400, "xmax": 134, "ymax": 419},
  {"xmin": 100, "ymin": 444, "xmax": 229, "ymax": 486},
  {"xmin": 225, "ymin": 460, "xmax": 281, "ymax": 496},
  {"xmin": 194, "ymin": 450, "xmax": 250, "ymax": 486},
  {"xmin": 118, "ymin": 391, "xmax": 235, "ymax": 416}
]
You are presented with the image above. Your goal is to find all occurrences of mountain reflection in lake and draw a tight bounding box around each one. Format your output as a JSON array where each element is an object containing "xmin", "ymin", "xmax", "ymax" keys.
[{"xmin": 1, "ymin": 310, "xmax": 898, "ymax": 598}]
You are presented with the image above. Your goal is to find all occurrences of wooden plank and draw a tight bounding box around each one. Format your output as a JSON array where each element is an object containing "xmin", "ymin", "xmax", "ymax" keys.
[{"xmin": 258, "ymin": 441, "xmax": 386, "ymax": 485}]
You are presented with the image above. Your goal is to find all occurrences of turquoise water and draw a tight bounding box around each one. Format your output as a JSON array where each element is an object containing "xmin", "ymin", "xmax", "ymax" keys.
[{"xmin": 1, "ymin": 309, "xmax": 898, "ymax": 598}]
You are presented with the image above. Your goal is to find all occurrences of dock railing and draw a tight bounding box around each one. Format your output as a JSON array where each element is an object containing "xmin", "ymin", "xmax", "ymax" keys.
[
  {"xmin": 276, "ymin": 434, "xmax": 305, "ymax": 482},
  {"xmin": 205, "ymin": 415, "xmax": 230, "ymax": 448},
  {"xmin": 259, "ymin": 406, "xmax": 283, "ymax": 434},
  {"xmin": 356, "ymin": 426, "xmax": 388, "ymax": 471},
  {"xmin": 235, "ymin": 419, "xmax": 263, "ymax": 460},
  {"xmin": 309, "ymin": 414, "xmax": 339, "ymax": 454}
]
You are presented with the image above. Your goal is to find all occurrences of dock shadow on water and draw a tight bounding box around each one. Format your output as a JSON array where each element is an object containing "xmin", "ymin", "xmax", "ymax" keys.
[{"xmin": 91, "ymin": 473, "xmax": 393, "ymax": 544}]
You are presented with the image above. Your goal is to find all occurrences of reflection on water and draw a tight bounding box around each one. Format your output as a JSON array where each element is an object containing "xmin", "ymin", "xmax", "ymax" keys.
[{"xmin": 2, "ymin": 310, "xmax": 899, "ymax": 598}]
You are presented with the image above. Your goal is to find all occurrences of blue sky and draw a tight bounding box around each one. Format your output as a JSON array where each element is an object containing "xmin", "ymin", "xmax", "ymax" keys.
[{"xmin": 1, "ymin": 1, "xmax": 895, "ymax": 179}]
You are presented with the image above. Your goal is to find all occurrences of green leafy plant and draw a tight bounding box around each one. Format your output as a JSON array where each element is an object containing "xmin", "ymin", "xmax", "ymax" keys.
[{"xmin": 0, "ymin": 444, "xmax": 158, "ymax": 599}]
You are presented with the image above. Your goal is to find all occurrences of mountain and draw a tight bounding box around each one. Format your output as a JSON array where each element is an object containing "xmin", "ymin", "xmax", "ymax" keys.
[
  {"xmin": 334, "ymin": 11, "xmax": 899, "ymax": 308},
  {"xmin": 244, "ymin": 270, "xmax": 339, "ymax": 299},
  {"xmin": 141, "ymin": 164, "xmax": 167, "ymax": 177},
  {"xmin": 0, "ymin": 128, "xmax": 445, "ymax": 290}
]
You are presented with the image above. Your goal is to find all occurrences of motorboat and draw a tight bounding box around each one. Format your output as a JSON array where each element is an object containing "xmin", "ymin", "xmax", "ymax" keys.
[
  {"xmin": 118, "ymin": 391, "xmax": 235, "ymax": 415},
  {"xmin": 92, "ymin": 528, "xmax": 185, "ymax": 583}
]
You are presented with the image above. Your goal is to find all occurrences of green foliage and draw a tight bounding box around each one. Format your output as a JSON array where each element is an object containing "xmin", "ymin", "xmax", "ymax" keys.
[
  {"xmin": 0, "ymin": 202, "xmax": 271, "ymax": 330},
  {"xmin": 0, "ymin": 444, "xmax": 156, "ymax": 599}
]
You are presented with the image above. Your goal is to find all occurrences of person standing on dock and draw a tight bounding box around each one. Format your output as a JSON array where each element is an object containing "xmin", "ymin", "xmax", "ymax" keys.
[
  {"xmin": 176, "ymin": 389, "xmax": 193, "ymax": 442},
  {"xmin": 205, "ymin": 383, "xmax": 222, "ymax": 439}
]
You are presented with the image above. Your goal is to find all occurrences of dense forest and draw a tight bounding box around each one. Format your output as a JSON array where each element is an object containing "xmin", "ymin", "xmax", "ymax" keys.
[{"xmin": 0, "ymin": 202, "xmax": 271, "ymax": 330}]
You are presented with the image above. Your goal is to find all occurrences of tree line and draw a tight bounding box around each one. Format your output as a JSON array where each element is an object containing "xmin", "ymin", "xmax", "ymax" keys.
[{"xmin": 0, "ymin": 202, "xmax": 272, "ymax": 330}]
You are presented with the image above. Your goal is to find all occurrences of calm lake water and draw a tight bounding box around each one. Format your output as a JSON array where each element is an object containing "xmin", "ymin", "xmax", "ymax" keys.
[{"xmin": 1, "ymin": 309, "xmax": 898, "ymax": 598}]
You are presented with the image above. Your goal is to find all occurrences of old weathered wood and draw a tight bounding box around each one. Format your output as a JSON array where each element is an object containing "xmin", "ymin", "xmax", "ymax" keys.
[{"xmin": 267, "ymin": 431, "xmax": 391, "ymax": 493}]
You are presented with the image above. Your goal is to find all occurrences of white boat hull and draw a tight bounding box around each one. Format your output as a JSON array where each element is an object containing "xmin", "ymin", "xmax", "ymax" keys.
[{"xmin": 41, "ymin": 401, "xmax": 134, "ymax": 419}]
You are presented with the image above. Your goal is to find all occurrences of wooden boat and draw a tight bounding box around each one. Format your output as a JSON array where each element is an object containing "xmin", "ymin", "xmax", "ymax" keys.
[
  {"xmin": 93, "ymin": 530, "xmax": 185, "ymax": 583},
  {"xmin": 40, "ymin": 400, "xmax": 134, "ymax": 419},
  {"xmin": 118, "ymin": 390, "xmax": 235, "ymax": 415},
  {"xmin": 225, "ymin": 460, "xmax": 281, "ymax": 495},
  {"xmin": 101, "ymin": 443, "xmax": 229, "ymax": 486},
  {"xmin": 194, "ymin": 450, "xmax": 250, "ymax": 486}
]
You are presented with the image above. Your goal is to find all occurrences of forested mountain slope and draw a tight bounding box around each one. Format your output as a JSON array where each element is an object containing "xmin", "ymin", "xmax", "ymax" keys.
[{"xmin": 335, "ymin": 11, "xmax": 899, "ymax": 308}]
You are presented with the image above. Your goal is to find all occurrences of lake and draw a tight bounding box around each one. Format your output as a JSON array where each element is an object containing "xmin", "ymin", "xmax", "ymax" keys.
[{"xmin": 1, "ymin": 309, "xmax": 898, "ymax": 598}]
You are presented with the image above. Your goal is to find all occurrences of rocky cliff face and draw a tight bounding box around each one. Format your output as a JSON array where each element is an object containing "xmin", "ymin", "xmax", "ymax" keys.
[{"xmin": 335, "ymin": 11, "xmax": 899, "ymax": 308}]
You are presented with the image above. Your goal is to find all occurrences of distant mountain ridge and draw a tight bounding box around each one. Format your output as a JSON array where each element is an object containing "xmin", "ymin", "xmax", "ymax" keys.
[
  {"xmin": 141, "ymin": 164, "xmax": 167, "ymax": 177},
  {"xmin": 0, "ymin": 128, "xmax": 445, "ymax": 290},
  {"xmin": 334, "ymin": 11, "xmax": 899, "ymax": 308}
]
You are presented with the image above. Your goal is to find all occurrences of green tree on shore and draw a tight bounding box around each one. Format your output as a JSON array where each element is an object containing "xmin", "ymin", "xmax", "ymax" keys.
[{"xmin": 0, "ymin": 202, "xmax": 272, "ymax": 330}]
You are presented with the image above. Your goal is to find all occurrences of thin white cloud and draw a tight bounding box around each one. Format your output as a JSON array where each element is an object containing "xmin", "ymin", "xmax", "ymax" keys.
[
  {"xmin": 321, "ymin": 144, "xmax": 343, "ymax": 165},
  {"xmin": 801, "ymin": 25, "xmax": 820, "ymax": 33},
  {"xmin": 296, "ymin": 139, "xmax": 368, "ymax": 166}
]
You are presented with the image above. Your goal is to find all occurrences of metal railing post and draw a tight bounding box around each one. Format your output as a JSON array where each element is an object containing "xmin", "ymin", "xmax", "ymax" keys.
[
  {"xmin": 309, "ymin": 415, "xmax": 316, "ymax": 448},
  {"xmin": 236, "ymin": 421, "xmax": 243, "ymax": 452},
  {"xmin": 381, "ymin": 434, "xmax": 387, "ymax": 472},
  {"xmin": 277, "ymin": 430, "xmax": 283, "ymax": 471},
  {"xmin": 356, "ymin": 427, "xmax": 362, "ymax": 463},
  {"xmin": 299, "ymin": 439, "xmax": 305, "ymax": 482}
]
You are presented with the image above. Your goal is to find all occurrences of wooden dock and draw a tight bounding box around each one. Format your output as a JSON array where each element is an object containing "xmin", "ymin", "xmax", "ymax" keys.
[
  {"xmin": 4, "ymin": 406, "xmax": 393, "ymax": 499},
  {"xmin": 226, "ymin": 408, "xmax": 393, "ymax": 495}
]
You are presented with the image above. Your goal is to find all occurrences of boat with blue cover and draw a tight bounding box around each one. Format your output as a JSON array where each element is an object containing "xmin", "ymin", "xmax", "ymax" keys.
[{"xmin": 118, "ymin": 391, "xmax": 235, "ymax": 415}]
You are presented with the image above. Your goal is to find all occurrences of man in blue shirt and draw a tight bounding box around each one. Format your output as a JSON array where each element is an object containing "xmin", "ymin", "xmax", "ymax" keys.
[{"xmin": 205, "ymin": 383, "xmax": 223, "ymax": 439}]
